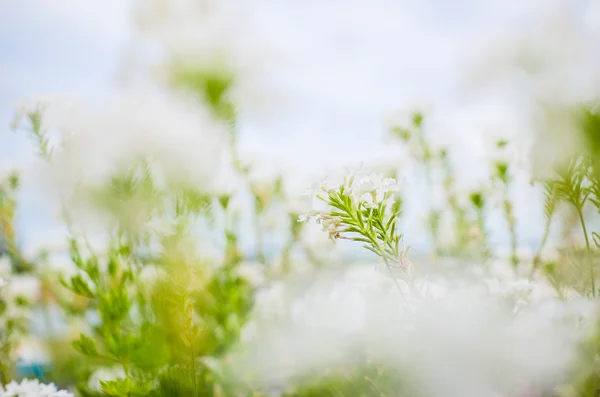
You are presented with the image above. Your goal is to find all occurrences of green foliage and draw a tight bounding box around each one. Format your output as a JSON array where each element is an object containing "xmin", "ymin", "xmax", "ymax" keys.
[
  {"xmin": 101, "ymin": 378, "xmax": 154, "ymax": 397},
  {"xmin": 284, "ymin": 364, "xmax": 418, "ymax": 397}
]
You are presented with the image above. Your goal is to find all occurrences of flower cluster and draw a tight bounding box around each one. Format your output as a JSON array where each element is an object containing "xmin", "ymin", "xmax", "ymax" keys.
[
  {"xmin": 0, "ymin": 379, "xmax": 73, "ymax": 397},
  {"xmin": 300, "ymin": 171, "xmax": 400, "ymax": 239},
  {"xmin": 299, "ymin": 171, "xmax": 404, "ymax": 268}
]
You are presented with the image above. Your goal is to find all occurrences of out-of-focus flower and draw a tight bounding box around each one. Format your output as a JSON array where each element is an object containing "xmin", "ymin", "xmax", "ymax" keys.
[
  {"xmin": 300, "ymin": 224, "xmax": 342, "ymax": 263},
  {"xmin": 0, "ymin": 378, "xmax": 73, "ymax": 397},
  {"xmin": 5, "ymin": 275, "xmax": 41, "ymax": 305},
  {"xmin": 0, "ymin": 256, "xmax": 11, "ymax": 277},
  {"xmin": 253, "ymin": 281, "xmax": 286, "ymax": 320},
  {"xmin": 196, "ymin": 240, "xmax": 225, "ymax": 269},
  {"xmin": 237, "ymin": 261, "xmax": 267, "ymax": 287},
  {"xmin": 26, "ymin": 91, "xmax": 228, "ymax": 195},
  {"xmin": 10, "ymin": 94, "xmax": 80, "ymax": 133}
]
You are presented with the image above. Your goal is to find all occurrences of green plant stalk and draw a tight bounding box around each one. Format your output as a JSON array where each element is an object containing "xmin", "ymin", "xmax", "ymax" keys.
[
  {"xmin": 476, "ymin": 208, "xmax": 491, "ymax": 263},
  {"xmin": 503, "ymin": 199, "xmax": 518, "ymax": 270},
  {"xmin": 427, "ymin": 210, "xmax": 441, "ymax": 257},
  {"xmin": 346, "ymin": 206, "xmax": 414, "ymax": 301},
  {"xmin": 530, "ymin": 217, "xmax": 553, "ymax": 280},
  {"xmin": 0, "ymin": 340, "xmax": 9, "ymax": 386},
  {"xmin": 576, "ymin": 207, "xmax": 596, "ymax": 297}
]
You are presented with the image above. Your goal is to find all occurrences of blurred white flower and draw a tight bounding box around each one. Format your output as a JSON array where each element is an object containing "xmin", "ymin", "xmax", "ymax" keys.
[
  {"xmin": 236, "ymin": 264, "xmax": 595, "ymax": 397},
  {"xmin": 196, "ymin": 240, "xmax": 225, "ymax": 269},
  {"xmin": 204, "ymin": 153, "xmax": 244, "ymax": 198},
  {"xmin": 237, "ymin": 261, "xmax": 267, "ymax": 287},
  {"xmin": 240, "ymin": 319, "xmax": 259, "ymax": 344},
  {"xmin": 300, "ymin": 224, "xmax": 342, "ymax": 263},
  {"xmin": 283, "ymin": 176, "xmax": 313, "ymax": 216},
  {"xmin": 272, "ymin": 247, "xmax": 313, "ymax": 277},
  {"xmin": 5, "ymin": 275, "xmax": 41, "ymax": 305},
  {"xmin": 139, "ymin": 265, "xmax": 167, "ymax": 288},
  {"xmin": 299, "ymin": 169, "xmax": 401, "ymax": 240},
  {"xmin": 0, "ymin": 378, "xmax": 73, "ymax": 397},
  {"xmin": 253, "ymin": 281, "xmax": 286, "ymax": 320},
  {"xmin": 44, "ymin": 91, "xmax": 227, "ymax": 194},
  {"xmin": 11, "ymin": 93, "xmax": 80, "ymax": 134},
  {"xmin": 290, "ymin": 281, "xmax": 366, "ymax": 335}
]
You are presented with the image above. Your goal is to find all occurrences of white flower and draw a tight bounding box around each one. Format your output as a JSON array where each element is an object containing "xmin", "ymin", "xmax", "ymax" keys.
[
  {"xmin": 253, "ymin": 282, "xmax": 286, "ymax": 320},
  {"xmin": 10, "ymin": 94, "xmax": 79, "ymax": 133},
  {"xmin": 0, "ymin": 378, "xmax": 73, "ymax": 397},
  {"xmin": 44, "ymin": 91, "xmax": 227, "ymax": 195},
  {"xmin": 348, "ymin": 173, "xmax": 400, "ymax": 208}
]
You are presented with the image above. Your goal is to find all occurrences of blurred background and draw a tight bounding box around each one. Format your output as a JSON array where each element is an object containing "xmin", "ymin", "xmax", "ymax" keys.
[{"xmin": 2, "ymin": 1, "xmax": 600, "ymax": 396}]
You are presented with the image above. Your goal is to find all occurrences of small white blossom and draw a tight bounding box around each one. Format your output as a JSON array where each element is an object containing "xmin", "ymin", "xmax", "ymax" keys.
[
  {"xmin": 0, "ymin": 378, "xmax": 73, "ymax": 397},
  {"xmin": 300, "ymin": 170, "xmax": 401, "ymax": 241}
]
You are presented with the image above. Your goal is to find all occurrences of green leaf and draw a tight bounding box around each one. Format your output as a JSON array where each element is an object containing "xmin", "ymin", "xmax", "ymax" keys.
[
  {"xmin": 542, "ymin": 182, "xmax": 559, "ymax": 222},
  {"xmin": 73, "ymin": 334, "xmax": 99, "ymax": 357},
  {"xmin": 70, "ymin": 274, "xmax": 95, "ymax": 298}
]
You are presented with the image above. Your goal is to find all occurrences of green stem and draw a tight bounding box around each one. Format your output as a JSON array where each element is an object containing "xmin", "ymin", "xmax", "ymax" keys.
[
  {"xmin": 477, "ymin": 209, "xmax": 491, "ymax": 263},
  {"xmin": 577, "ymin": 207, "xmax": 596, "ymax": 297},
  {"xmin": 503, "ymin": 198, "xmax": 518, "ymax": 271},
  {"xmin": 529, "ymin": 217, "xmax": 552, "ymax": 280}
]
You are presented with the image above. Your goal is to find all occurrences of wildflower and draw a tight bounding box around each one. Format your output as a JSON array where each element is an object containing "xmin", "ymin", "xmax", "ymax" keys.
[
  {"xmin": 300, "ymin": 169, "xmax": 410, "ymax": 290},
  {"xmin": 297, "ymin": 210, "xmax": 318, "ymax": 223},
  {"xmin": 0, "ymin": 378, "xmax": 73, "ymax": 397},
  {"xmin": 300, "ymin": 170, "xmax": 401, "ymax": 243},
  {"xmin": 350, "ymin": 173, "xmax": 400, "ymax": 208}
]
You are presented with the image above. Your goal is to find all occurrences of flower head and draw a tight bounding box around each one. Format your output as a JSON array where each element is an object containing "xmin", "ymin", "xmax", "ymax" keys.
[
  {"xmin": 300, "ymin": 169, "xmax": 405, "ymax": 267},
  {"xmin": 1, "ymin": 378, "xmax": 73, "ymax": 397}
]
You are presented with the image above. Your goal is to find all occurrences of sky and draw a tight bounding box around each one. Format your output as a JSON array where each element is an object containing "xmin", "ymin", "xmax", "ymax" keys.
[{"xmin": 1, "ymin": 0, "xmax": 600, "ymax": 256}]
